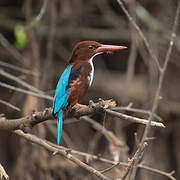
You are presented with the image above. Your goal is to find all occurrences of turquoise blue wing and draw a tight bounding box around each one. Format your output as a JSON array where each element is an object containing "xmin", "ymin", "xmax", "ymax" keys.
[
  {"xmin": 52, "ymin": 65, "xmax": 73, "ymax": 115},
  {"xmin": 53, "ymin": 64, "xmax": 83, "ymax": 145}
]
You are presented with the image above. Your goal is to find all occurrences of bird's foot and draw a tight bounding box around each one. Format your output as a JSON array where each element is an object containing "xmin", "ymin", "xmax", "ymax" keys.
[{"xmin": 72, "ymin": 103, "xmax": 88, "ymax": 110}]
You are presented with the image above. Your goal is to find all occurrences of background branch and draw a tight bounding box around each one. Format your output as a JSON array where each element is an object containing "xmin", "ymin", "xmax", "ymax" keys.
[
  {"xmin": 0, "ymin": 163, "xmax": 9, "ymax": 180},
  {"xmin": 14, "ymin": 130, "xmax": 111, "ymax": 180},
  {"xmin": 117, "ymin": 0, "xmax": 180, "ymax": 179},
  {"xmin": 13, "ymin": 130, "xmax": 176, "ymax": 180}
]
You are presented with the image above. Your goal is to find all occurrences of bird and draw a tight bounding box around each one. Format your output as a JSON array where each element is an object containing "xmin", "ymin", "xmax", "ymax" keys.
[{"xmin": 52, "ymin": 41, "xmax": 127, "ymax": 145}]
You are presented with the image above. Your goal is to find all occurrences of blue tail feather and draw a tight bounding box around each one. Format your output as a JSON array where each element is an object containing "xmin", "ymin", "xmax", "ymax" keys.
[{"xmin": 57, "ymin": 110, "xmax": 63, "ymax": 145}]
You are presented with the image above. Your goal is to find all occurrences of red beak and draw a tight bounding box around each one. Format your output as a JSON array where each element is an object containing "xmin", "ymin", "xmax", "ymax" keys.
[{"xmin": 96, "ymin": 44, "xmax": 127, "ymax": 54}]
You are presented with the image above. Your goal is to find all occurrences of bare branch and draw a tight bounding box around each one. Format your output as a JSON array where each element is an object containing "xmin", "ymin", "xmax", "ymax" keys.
[
  {"xmin": 117, "ymin": 0, "xmax": 161, "ymax": 71},
  {"xmin": 0, "ymin": 81, "xmax": 53, "ymax": 101},
  {"xmin": 0, "ymin": 33, "xmax": 28, "ymax": 65},
  {"xmin": 0, "ymin": 69, "xmax": 44, "ymax": 94},
  {"xmin": 121, "ymin": 142, "xmax": 148, "ymax": 180},
  {"xmin": 82, "ymin": 116, "xmax": 125, "ymax": 147},
  {"xmin": 0, "ymin": 163, "xmax": 9, "ymax": 180},
  {"xmin": 105, "ymin": 109, "xmax": 165, "ymax": 128},
  {"xmin": 0, "ymin": 107, "xmax": 53, "ymax": 131},
  {"xmin": 0, "ymin": 61, "xmax": 39, "ymax": 76},
  {"xmin": 126, "ymin": 0, "xmax": 138, "ymax": 85},
  {"xmin": 120, "ymin": 0, "xmax": 180, "ymax": 179},
  {"xmin": 13, "ymin": 130, "xmax": 176, "ymax": 180},
  {"xmin": 0, "ymin": 99, "xmax": 165, "ymax": 132},
  {"xmin": 14, "ymin": 130, "xmax": 111, "ymax": 180},
  {"xmin": 140, "ymin": 0, "xmax": 180, "ymax": 151},
  {"xmin": 23, "ymin": 0, "xmax": 49, "ymax": 31},
  {"xmin": 112, "ymin": 106, "xmax": 162, "ymax": 122},
  {"xmin": 100, "ymin": 163, "xmax": 120, "ymax": 174},
  {"xmin": 138, "ymin": 164, "xmax": 176, "ymax": 180},
  {"xmin": 0, "ymin": 99, "xmax": 20, "ymax": 111}
]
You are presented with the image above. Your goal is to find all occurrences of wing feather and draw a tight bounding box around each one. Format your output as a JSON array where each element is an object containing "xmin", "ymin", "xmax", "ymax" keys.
[
  {"xmin": 53, "ymin": 64, "xmax": 83, "ymax": 115},
  {"xmin": 52, "ymin": 65, "xmax": 73, "ymax": 114}
]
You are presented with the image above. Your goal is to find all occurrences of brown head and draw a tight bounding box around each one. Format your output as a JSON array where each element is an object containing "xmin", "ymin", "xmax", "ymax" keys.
[{"xmin": 69, "ymin": 41, "xmax": 127, "ymax": 63}]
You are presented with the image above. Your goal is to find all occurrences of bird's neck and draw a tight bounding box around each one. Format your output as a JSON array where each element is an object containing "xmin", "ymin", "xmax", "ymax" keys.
[{"xmin": 68, "ymin": 54, "xmax": 97, "ymax": 87}]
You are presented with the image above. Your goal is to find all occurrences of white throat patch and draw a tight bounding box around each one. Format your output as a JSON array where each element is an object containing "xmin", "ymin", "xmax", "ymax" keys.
[
  {"xmin": 88, "ymin": 53, "xmax": 101, "ymax": 87},
  {"xmin": 88, "ymin": 57, "xmax": 94, "ymax": 87}
]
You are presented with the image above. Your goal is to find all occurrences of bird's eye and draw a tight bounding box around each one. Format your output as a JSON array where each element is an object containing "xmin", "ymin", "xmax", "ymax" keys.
[{"xmin": 88, "ymin": 45, "xmax": 95, "ymax": 50}]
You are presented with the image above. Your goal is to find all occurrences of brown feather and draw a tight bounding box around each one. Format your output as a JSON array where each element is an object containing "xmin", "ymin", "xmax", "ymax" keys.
[{"xmin": 67, "ymin": 61, "xmax": 92, "ymax": 110}]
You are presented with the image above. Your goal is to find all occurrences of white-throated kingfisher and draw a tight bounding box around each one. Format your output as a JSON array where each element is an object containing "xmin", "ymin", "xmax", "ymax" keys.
[{"xmin": 52, "ymin": 41, "xmax": 127, "ymax": 145}]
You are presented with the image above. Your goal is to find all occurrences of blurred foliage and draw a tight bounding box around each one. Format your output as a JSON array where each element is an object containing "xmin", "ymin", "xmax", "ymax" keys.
[{"xmin": 14, "ymin": 25, "xmax": 27, "ymax": 50}]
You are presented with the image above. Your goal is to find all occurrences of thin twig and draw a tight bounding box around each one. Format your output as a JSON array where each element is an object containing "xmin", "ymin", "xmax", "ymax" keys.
[
  {"xmin": 100, "ymin": 162, "xmax": 120, "ymax": 174},
  {"xmin": 0, "ymin": 99, "xmax": 20, "ymax": 111},
  {"xmin": 138, "ymin": 164, "xmax": 176, "ymax": 180},
  {"xmin": 126, "ymin": 0, "xmax": 137, "ymax": 85},
  {"xmin": 43, "ymin": 139, "xmax": 177, "ymax": 180},
  {"xmin": 112, "ymin": 106, "xmax": 162, "ymax": 122},
  {"xmin": 140, "ymin": 0, "xmax": 180, "ymax": 153},
  {"xmin": 0, "ymin": 163, "xmax": 9, "ymax": 180},
  {"xmin": 117, "ymin": 0, "xmax": 161, "ymax": 71},
  {"xmin": 0, "ymin": 69, "xmax": 44, "ymax": 94},
  {"xmin": 0, "ymin": 33, "xmax": 28, "ymax": 65},
  {"xmin": 41, "ymin": 0, "xmax": 56, "ymax": 90},
  {"xmin": 82, "ymin": 116, "xmax": 125, "ymax": 147},
  {"xmin": 0, "ymin": 61, "xmax": 39, "ymax": 76},
  {"xmin": 13, "ymin": 130, "xmax": 176, "ymax": 180},
  {"xmin": 14, "ymin": 130, "xmax": 111, "ymax": 180},
  {"xmin": 0, "ymin": 81, "xmax": 53, "ymax": 101},
  {"xmin": 105, "ymin": 109, "xmax": 165, "ymax": 128},
  {"xmin": 121, "ymin": 142, "xmax": 148, "ymax": 180},
  {"xmin": 23, "ymin": 0, "xmax": 49, "ymax": 31},
  {"xmin": 125, "ymin": 0, "xmax": 180, "ymax": 179},
  {"xmin": 24, "ymin": 0, "xmax": 41, "ymax": 97}
]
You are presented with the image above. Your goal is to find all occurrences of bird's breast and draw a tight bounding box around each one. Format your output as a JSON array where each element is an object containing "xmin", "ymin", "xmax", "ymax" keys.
[{"xmin": 66, "ymin": 61, "xmax": 94, "ymax": 109}]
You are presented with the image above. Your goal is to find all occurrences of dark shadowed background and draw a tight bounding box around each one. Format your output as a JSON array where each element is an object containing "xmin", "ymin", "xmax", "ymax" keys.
[{"xmin": 0, "ymin": 0, "xmax": 180, "ymax": 180}]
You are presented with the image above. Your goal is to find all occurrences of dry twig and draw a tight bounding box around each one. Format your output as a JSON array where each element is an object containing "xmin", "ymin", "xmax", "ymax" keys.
[
  {"xmin": 0, "ymin": 163, "xmax": 9, "ymax": 180},
  {"xmin": 81, "ymin": 116, "xmax": 125, "ymax": 147},
  {"xmin": 0, "ymin": 81, "xmax": 53, "ymax": 101},
  {"xmin": 13, "ymin": 130, "xmax": 176, "ymax": 180},
  {"xmin": 117, "ymin": 0, "xmax": 180, "ymax": 179},
  {"xmin": 112, "ymin": 106, "xmax": 162, "ymax": 122},
  {"xmin": 117, "ymin": 0, "xmax": 161, "ymax": 71},
  {"xmin": 0, "ymin": 69, "xmax": 44, "ymax": 94},
  {"xmin": 0, "ymin": 33, "xmax": 28, "ymax": 65},
  {"xmin": 0, "ymin": 61, "xmax": 39, "ymax": 76},
  {"xmin": 14, "ymin": 130, "xmax": 111, "ymax": 180},
  {"xmin": 23, "ymin": 0, "xmax": 49, "ymax": 31},
  {"xmin": 0, "ymin": 99, "xmax": 20, "ymax": 111},
  {"xmin": 105, "ymin": 109, "xmax": 164, "ymax": 128}
]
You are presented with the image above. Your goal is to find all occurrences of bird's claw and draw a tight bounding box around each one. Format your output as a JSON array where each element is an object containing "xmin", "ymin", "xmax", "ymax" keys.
[{"xmin": 72, "ymin": 103, "xmax": 88, "ymax": 110}]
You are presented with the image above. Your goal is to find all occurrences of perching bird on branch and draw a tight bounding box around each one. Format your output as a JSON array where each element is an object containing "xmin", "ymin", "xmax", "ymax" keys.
[{"xmin": 52, "ymin": 41, "xmax": 127, "ymax": 145}]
